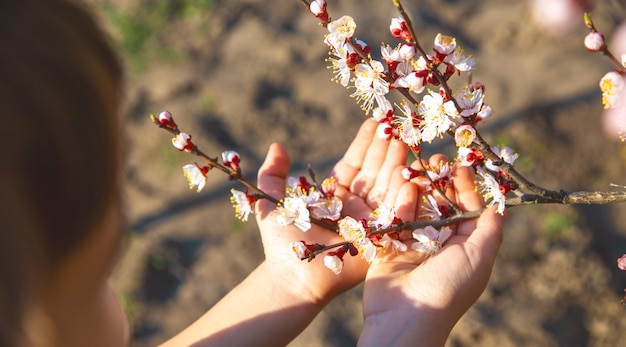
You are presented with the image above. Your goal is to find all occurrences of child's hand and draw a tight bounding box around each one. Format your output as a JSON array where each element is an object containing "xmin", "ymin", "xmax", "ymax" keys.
[
  {"xmin": 255, "ymin": 119, "xmax": 409, "ymax": 306},
  {"xmin": 358, "ymin": 155, "xmax": 506, "ymax": 347}
]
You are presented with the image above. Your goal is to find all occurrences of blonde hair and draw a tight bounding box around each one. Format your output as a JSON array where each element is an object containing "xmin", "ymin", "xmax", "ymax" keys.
[{"xmin": 0, "ymin": 1, "xmax": 123, "ymax": 345}]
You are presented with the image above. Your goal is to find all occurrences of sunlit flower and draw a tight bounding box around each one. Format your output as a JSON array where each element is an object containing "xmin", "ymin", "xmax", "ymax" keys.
[
  {"xmin": 276, "ymin": 196, "xmax": 311, "ymax": 232},
  {"xmin": 418, "ymin": 91, "xmax": 460, "ymax": 142},
  {"xmin": 477, "ymin": 168, "xmax": 507, "ymax": 214},
  {"xmin": 600, "ymin": 71, "xmax": 625, "ymax": 109},
  {"xmin": 477, "ymin": 104, "xmax": 493, "ymax": 121},
  {"xmin": 433, "ymin": 33, "xmax": 456, "ymax": 55},
  {"xmin": 352, "ymin": 60, "xmax": 390, "ymax": 114},
  {"xmin": 419, "ymin": 194, "xmax": 443, "ymax": 220},
  {"xmin": 324, "ymin": 254, "xmax": 344, "ymax": 274},
  {"xmin": 368, "ymin": 203, "xmax": 396, "ymax": 229},
  {"xmin": 584, "ymin": 31, "xmax": 605, "ymax": 51},
  {"xmin": 444, "ymin": 47, "xmax": 475, "ymax": 72},
  {"xmin": 457, "ymin": 146, "xmax": 484, "ymax": 167},
  {"xmin": 358, "ymin": 238, "xmax": 378, "ymax": 262},
  {"xmin": 290, "ymin": 241, "xmax": 313, "ymax": 260},
  {"xmin": 381, "ymin": 43, "xmax": 402, "ymax": 64},
  {"xmin": 230, "ymin": 189, "xmax": 255, "ymax": 222},
  {"xmin": 394, "ymin": 71, "xmax": 425, "ymax": 94},
  {"xmin": 325, "ymin": 15, "xmax": 356, "ymax": 49},
  {"xmin": 338, "ymin": 216, "xmax": 366, "ymax": 241},
  {"xmin": 379, "ymin": 233, "xmax": 407, "ymax": 254},
  {"xmin": 310, "ymin": 197, "xmax": 343, "ymax": 221},
  {"xmin": 321, "ymin": 176, "xmax": 337, "ymax": 197},
  {"xmin": 398, "ymin": 43, "xmax": 416, "ymax": 61},
  {"xmin": 328, "ymin": 52, "xmax": 351, "ymax": 87},
  {"xmin": 172, "ymin": 132, "xmax": 195, "ymax": 152},
  {"xmin": 285, "ymin": 176, "xmax": 320, "ymax": 204},
  {"xmin": 372, "ymin": 95, "xmax": 394, "ymax": 122},
  {"xmin": 411, "ymin": 225, "xmax": 452, "ymax": 255},
  {"xmin": 395, "ymin": 101, "xmax": 422, "ymax": 148},
  {"xmin": 454, "ymin": 124, "xmax": 477, "ymax": 147},
  {"xmin": 455, "ymin": 87, "xmax": 484, "ymax": 117},
  {"xmin": 421, "ymin": 162, "xmax": 452, "ymax": 191},
  {"xmin": 182, "ymin": 163, "xmax": 209, "ymax": 192},
  {"xmin": 485, "ymin": 146, "xmax": 518, "ymax": 172}
]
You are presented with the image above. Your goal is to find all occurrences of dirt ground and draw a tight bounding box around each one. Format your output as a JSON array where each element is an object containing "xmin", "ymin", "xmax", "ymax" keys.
[{"xmin": 92, "ymin": 0, "xmax": 626, "ymax": 346}]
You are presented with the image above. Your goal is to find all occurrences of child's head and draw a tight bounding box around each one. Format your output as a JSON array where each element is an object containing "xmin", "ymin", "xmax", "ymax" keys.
[{"xmin": 0, "ymin": 1, "xmax": 127, "ymax": 346}]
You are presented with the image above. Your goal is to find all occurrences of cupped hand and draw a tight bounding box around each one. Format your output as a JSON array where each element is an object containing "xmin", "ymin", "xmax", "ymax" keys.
[
  {"xmin": 359, "ymin": 155, "xmax": 506, "ymax": 346},
  {"xmin": 255, "ymin": 119, "xmax": 410, "ymax": 306}
]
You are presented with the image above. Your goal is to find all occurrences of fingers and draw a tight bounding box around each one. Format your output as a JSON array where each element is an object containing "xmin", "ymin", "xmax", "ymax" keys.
[
  {"xmin": 256, "ymin": 143, "xmax": 290, "ymax": 216},
  {"xmin": 453, "ymin": 166, "xmax": 483, "ymax": 212},
  {"xmin": 331, "ymin": 119, "xmax": 410, "ymax": 211},
  {"xmin": 393, "ymin": 182, "xmax": 419, "ymax": 222},
  {"xmin": 365, "ymin": 138, "xmax": 408, "ymax": 208},
  {"xmin": 466, "ymin": 207, "xmax": 505, "ymax": 263},
  {"xmin": 330, "ymin": 119, "xmax": 378, "ymax": 187}
]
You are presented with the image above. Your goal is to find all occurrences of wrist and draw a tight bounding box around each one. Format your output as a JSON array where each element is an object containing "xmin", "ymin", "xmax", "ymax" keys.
[
  {"xmin": 256, "ymin": 260, "xmax": 330, "ymax": 312},
  {"xmin": 358, "ymin": 307, "xmax": 455, "ymax": 347}
]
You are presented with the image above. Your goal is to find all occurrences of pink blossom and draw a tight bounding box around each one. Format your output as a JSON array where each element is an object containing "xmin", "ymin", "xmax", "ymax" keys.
[
  {"xmin": 617, "ymin": 254, "xmax": 626, "ymax": 271},
  {"xmin": 584, "ymin": 31, "xmax": 606, "ymax": 51}
]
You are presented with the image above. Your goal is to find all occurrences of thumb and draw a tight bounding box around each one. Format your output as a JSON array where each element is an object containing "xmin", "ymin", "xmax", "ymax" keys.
[
  {"xmin": 256, "ymin": 143, "xmax": 290, "ymax": 215},
  {"xmin": 466, "ymin": 207, "xmax": 505, "ymax": 265}
]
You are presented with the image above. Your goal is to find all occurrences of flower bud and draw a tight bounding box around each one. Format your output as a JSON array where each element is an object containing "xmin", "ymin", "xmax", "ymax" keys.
[
  {"xmin": 355, "ymin": 39, "xmax": 371, "ymax": 55},
  {"xmin": 584, "ymin": 31, "xmax": 605, "ymax": 51},
  {"xmin": 309, "ymin": 0, "xmax": 328, "ymax": 22},
  {"xmin": 401, "ymin": 167, "xmax": 420, "ymax": 180},
  {"xmin": 158, "ymin": 110, "xmax": 177, "ymax": 129},
  {"xmin": 617, "ymin": 254, "xmax": 626, "ymax": 271},
  {"xmin": 390, "ymin": 17, "xmax": 411, "ymax": 41},
  {"xmin": 222, "ymin": 150, "xmax": 241, "ymax": 171},
  {"xmin": 376, "ymin": 122, "xmax": 393, "ymax": 140},
  {"xmin": 172, "ymin": 132, "xmax": 195, "ymax": 152}
]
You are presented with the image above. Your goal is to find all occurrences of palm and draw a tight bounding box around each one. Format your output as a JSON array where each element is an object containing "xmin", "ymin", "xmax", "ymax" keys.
[
  {"xmin": 255, "ymin": 120, "xmax": 410, "ymax": 301},
  {"xmin": 361, "ymin": 157, "xmax": 505, "ymax": 323}
]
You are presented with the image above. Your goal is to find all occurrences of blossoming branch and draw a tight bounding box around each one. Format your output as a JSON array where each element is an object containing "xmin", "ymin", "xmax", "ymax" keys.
[{"xmin": 153, "ymin": 0, "xmax": 626, "ymax": 277}]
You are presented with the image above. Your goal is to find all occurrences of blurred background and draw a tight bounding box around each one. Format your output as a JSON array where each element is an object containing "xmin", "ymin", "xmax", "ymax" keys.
[{"xmin": 89, "ymin": 0, "xmax": 626, "ymax": 345}]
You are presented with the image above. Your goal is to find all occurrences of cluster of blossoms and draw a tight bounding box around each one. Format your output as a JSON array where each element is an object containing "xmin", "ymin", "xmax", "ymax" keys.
[
  {"xmin": 154, "ymin": 108, "xmax": 462, "ymax": 274},
  {"xmin": 289, "ymin": 198, "xmax": 456, "ymax": 274},
  {"xmin": 309, "ymin": 0, "xmax": 519, "ymax": 218},
  {"xmin": 273, "ymin": 170, "xmax": 461, "ymax": 274}
]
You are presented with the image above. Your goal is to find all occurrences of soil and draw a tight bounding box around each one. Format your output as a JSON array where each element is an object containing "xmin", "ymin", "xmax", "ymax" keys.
[{"xmin": 93, "ymin": 0, "xmax": 626, "ymax": 346}]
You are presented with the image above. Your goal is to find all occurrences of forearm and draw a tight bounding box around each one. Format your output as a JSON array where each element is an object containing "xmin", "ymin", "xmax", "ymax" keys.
[
  {"xmin": 159, "ymin": 261, "xmax": 324, "ymax": 347},
  {"xmin": 358, "ymin": 308, "xmax": 454, "ymax": 347}
]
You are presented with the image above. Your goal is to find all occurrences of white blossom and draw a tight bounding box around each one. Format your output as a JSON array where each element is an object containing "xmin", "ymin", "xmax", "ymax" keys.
[
  {"xmin": 230, "ymin": 189, "xmax": 254, "ymax": 222},
  {"xmin": 182, "ymin": 164, "xmax": 207, "ymax": 192},
  {"xmin": 324, "ymin": 254, "xmax": 343, "ymax": 274},
  {"xmin": 411, "ymin": 225, "xmax": 452, "ymax": 255},
  {"xmin": 276, "ymin": 196, "xmax": 311, "ymax": 232}
]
